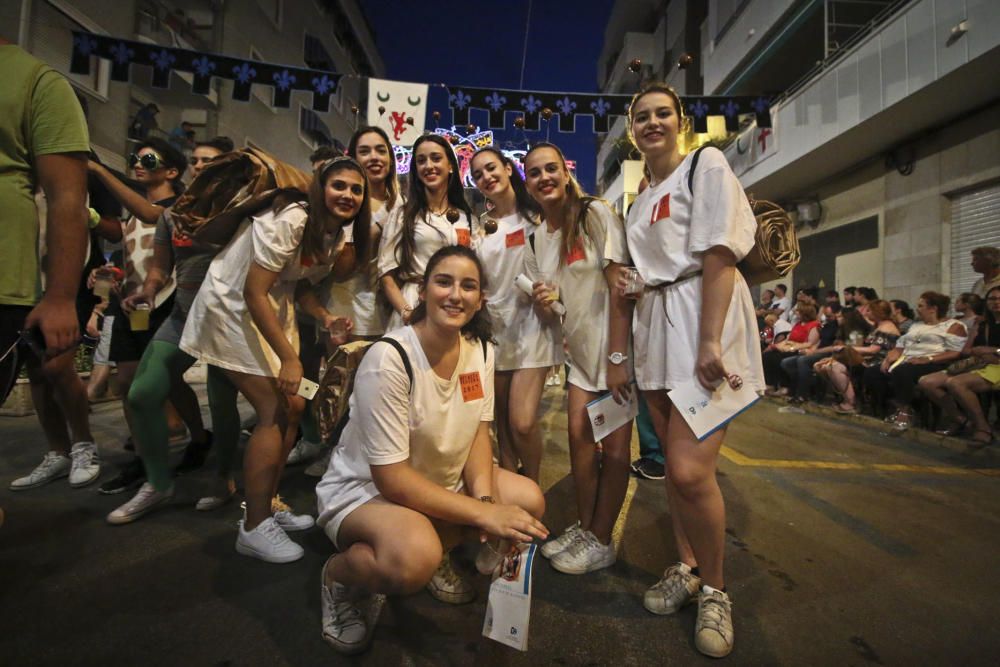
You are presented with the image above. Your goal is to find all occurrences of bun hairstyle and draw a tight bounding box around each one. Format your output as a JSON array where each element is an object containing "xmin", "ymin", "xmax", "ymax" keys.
[
  {"xmin": 397, "ymin": 133, "xmax": 472, "ymax": 279},
  {"xmin": 304, "ymin": 156, "xmax": 371, "ymax": 268},
  {"xmin": 409, "ymin": 245, "xmax": 494, "ymax": 344},
  {"xmin": 348, "ymin": 126, "xmax": 400, "ymax": 211},
  {"xmin": 471, "ymin": 146, "xmax": 540, "ymax": 222},
  {"xmin": 523, "ymin": 141, "xmax": 602, "ymax": 264}
]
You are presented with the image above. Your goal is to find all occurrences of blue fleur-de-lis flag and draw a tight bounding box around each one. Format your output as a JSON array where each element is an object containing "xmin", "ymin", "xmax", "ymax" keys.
[
  {"xmin": 69, "ymin": 31, "xmax": 342, "ymax": 112},
  {"xmin": 447, "ymin": 85, "xmax": 771, "ymax": 135}
]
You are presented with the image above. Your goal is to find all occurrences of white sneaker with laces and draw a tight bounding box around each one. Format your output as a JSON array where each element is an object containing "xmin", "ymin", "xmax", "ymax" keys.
[
  {"xmin": 271, "ymin": 496, "xmax": 315, "ymax": 531},
  {"xmin": 540, "ymin": 521, "xmax": 582, "ymax": 559},
  {"xmin": 426, "ymin": 554, "xmax": 475, "ymax": 604},
  {"xmin": 550, "ymin": 530, "xmax": 616, "ymax": 575},
  {"xmin": 644, "ymin": 562, "xmax": 702, "ymax": 615},
  {"xmin": 68, "ymin": 441, "xmax": 100, "ymax": 487},
  {"xmin": 321, "ymin": 561, "xmax": 383, "ymax": 655},
  {"xmin": 107, "ymin": 482, "xmax": 174, "ymax": 525},
  {"xmin": 287, "ymin": 437, "xmax": 322, "ymax": 465},
  {"xmin": 695, "ymin": 585, "xmax": 734, "ymax": 658},
  {"xmin": 9, "ymin": 451, "xmax": 70, "ymax": 490},
  {"xmin": 236, "ymin": 516, "xmax": 304, "ymax": 563}
]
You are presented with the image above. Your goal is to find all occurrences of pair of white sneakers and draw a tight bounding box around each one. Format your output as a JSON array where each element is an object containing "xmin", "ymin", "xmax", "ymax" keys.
[
  {"xmin": 541, "ymin": 522, "xmax": 617, "ymax": 574},
  {"xmin": 9, "ymin": 443, "xmax": 101, "ymax": 491}
]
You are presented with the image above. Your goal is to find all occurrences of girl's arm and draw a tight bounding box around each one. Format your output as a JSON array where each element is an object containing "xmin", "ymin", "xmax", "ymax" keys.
[
  {"xmin": 604, "ymin": 261, "xmax": 634, "ymax": 403},
  {"xmin": 295, "ymin": 279, "xmax": 352, "ymax": 345},
  {"xmin": 462, "ymin": 422, "xmax": 496, "ymax": 500},
  {"xmin": 381, "ymin": 271, "xmax": 412, "ymax": 322},
  {"xmin": 123, "ymin": 240, "xmax": 173, "ymax": 313},
  {"xmin": 88, "ymin": 161, "xmax": 164, "ymax": 224},
  {"xmin": 696, "ymin": 246, "xmax": 737, "ymax": 390},
  {"xmin": 245, "ymin": 262, "xmax": 302, "ymax": 394}
]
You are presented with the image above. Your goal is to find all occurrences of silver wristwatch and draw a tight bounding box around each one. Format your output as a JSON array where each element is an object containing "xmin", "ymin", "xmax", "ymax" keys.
[{"xmin": 608, "ymin": 351, "xmax": 628, "ymax": 365}]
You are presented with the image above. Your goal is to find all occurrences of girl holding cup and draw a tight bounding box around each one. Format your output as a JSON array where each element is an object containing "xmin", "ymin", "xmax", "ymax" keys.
[
  {"xmin": 378, "ymin": 134, "xmax": 472, "ymax": 331},
  {"xmin": 621, "ymin": 82, "xmax": 764, "ymax": 658},
  {"xmin": 521, "ymin": 142, "xmax": 634, "ymax": 576},
  {"xmin": 469, "ymin": 147, "xmax": 561, "ymax": 482}
]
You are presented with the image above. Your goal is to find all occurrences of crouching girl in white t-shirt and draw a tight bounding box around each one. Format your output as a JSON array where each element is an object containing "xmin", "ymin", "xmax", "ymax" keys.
[
  {"xmin": 522, "ymin": 143, "xmax": 635, "ymax": 577},
  {"xmin": 315, "ymin": 245, "xmax": 548, "ymax": 655},
  {"xmin": 180, "ymin": 157, "xmax": 368, "ymax": 563}
]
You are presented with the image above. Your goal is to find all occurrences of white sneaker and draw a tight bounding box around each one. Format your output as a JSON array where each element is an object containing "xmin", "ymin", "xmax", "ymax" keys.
[
  {"xmin": 695, "ymin": 586, "xmax": 734, "ymax": 658},
  {"xmin": 550, "ymin": 530, "xmax": 616, "ymax": 575},
  {"xmin": 304, "ymin": 446, "xmax": 333, "ymax": 477},
  {"xmin": 9, "ymin": 451, "xmax": 70, "ymax": 490},
  {"xmin": 68, "ymin": 441, "xmax": 101, "ymax": 487},
  {"xmin": 271, "ymin": 496, "xmax": 315, "ymax": 531},
  {"xmin": 236, "ymin": 516, "xmax": 304, "ymax": 563},
  {"xmin": 540, "ymin": 521, "xmax": 582, "ymax": 559},
  {"xmin": 107, "ymin": 482, "xmax": 174, "ymax": 525},
  {"xmin": 426, "ymin": 553, "xmax": 475, "ymax": 604},
  {"xmin": 287, "ymin": 437, "xmax": 322, "ymax": 465},
  {"xmin": 644, "ymin": 562, "xmax": 702, "ymax": 615},
  {"xmin": 321, "ymin": 560, "xmax": 383, "ymax": 655}
]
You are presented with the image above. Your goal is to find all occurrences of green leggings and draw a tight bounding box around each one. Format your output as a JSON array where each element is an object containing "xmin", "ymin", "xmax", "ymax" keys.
[{"xmin": 127, "ymin": 341, "xmax": 242, "ymax": 492}]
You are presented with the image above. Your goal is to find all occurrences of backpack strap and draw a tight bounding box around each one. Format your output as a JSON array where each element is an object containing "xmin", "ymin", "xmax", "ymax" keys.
[
  {"xmin": 480, "ymin": 337, "xmax": 488, "ymax": 362},
  {"xmin": 686, "ymin": 145, "xmax": 711, "ymax": 196},
  {"xmin": 373, "ymin": 337, "xmax": 414, "ymax": 392}
]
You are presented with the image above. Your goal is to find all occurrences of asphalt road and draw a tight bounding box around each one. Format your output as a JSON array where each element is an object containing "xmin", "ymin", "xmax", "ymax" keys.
[{"xmin": 2, "ymin": 384, "xmax": 999, "ymax": 666}]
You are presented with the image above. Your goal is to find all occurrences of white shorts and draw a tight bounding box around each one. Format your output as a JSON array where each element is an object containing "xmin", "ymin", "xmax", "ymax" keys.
[{"xmin": 633, "ymin": 272, "xmax": 764, "ymax": 393}]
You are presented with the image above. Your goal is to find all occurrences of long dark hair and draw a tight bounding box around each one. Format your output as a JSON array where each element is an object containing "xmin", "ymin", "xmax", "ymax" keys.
[
  {"xmin": 471, "ymin": 146, "xmax": 540, "ymax": 222},
  {"xmin": 305, "ymin": 157, "xmax": 371, "ymax": 267},
  {"xmin": 409, "ymin": 245, "xmax": 494, "ymax": 345},
  {"xmin": 524, "ymin": 142, "xmax": 601, "ymax": 264},
  {"xmin": 348, "ymin": 126, "xmax": 399, "ymax": 211},
  {"xmin": 397, "ymin": 134, "xmax": 472, "ymax": 279}
]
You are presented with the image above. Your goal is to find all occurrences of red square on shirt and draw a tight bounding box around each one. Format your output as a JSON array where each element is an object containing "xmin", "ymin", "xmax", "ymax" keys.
[
  {"xmin": 459, "ymin": 371, "xmax": 484, "ymax": 402},
  {"xmin": 172, "ymin": 229, "xmax": 193, "ymax": 247},
  {"xmin": 650, "ymin": 193, "xmax": 670, "ymax": 226},
  {"xmin": 456, "ymin": 228, "xmax": 471, "ymax": 247},
  {"xmin": 505, "ymin": 228, "xmax": 525, "ymax": 248},
  {"xmin": 566, "ymin": 239, "xmax": 586, "ymax": 265}
]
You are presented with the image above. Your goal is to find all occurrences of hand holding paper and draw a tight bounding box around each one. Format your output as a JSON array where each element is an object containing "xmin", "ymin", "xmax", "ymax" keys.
[{"xmin": 669, "ymin": 377, "xmax": 760, "ymax": 441}]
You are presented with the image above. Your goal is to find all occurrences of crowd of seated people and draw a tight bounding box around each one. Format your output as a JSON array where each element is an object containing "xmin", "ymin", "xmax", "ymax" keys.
[{"xmin": 755, "ymin": 247, "xmax": 1000, "ymax": 446}]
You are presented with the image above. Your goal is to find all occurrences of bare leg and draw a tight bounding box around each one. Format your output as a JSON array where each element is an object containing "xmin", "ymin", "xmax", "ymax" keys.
[
  {"xmin": 493, "ymin": 371, "xmax": 517, "ymax": 472},
  {"xmin": 87, "ymin": 363, "xmax": 111, "ymax": 401},
  {"xmin": 945, "ymin": 373, "xmax": 994, "ymax": 441},
  {"xmin": 918, "ymin": 371, "xmax": 960, "ymax": 421},
  {"xmin": 566, "ymin": 384, "xmax": 600, "ymax": 532},
  {"xmin": 827, "ymin": 361, "xmax": 856, "ymax": 408},
  {"xmin": 588, "ymin": 419, "xmax": 632, "ymax": 545},
  {"xmin": 25, "ymin": 349, "xmax": 94, "ymax": 453},
  {"xmin": 643, "ymin": 390, "xmax": 696, "ymax": 567},
  {"xmin": 506, "ymin": 367, "xmax": 548, "ymax": 482}
]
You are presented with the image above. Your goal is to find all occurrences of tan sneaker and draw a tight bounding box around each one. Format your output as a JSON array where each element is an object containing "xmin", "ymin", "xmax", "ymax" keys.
[
  {"xmin": 643, "ymin": 562, "xmax": 701, "ymax": 615},
  {"xmin": 426, "ymin": 553, "xmax": 475, "ymax": 604},
  {"xmin": 695, "ymin": 586, "xmax": 734, "ymax": 658}
]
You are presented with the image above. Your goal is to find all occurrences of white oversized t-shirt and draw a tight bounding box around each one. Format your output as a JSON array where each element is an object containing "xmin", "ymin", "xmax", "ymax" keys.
[
  {"xmin": 474, "ymin": 211, "xmax": 562, "ymax": 371},
  {"xmin": 377, "ymin": 207, "xmax": 472, "ymax": 331},
  {"xmin": 179, "ymin": 203, "xmax": 343, "ymax": 377},
  {"xmin": 525, "ymin": 200, "xmax": 629, "ymax": 391},
  {"xmin": 316, "ymin": 326, "xmax": 494, "ymax": 541}
]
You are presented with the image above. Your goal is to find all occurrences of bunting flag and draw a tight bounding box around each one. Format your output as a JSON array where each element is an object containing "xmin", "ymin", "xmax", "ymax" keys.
[
  {"xmin": 446, "ymin": 85, "xmax": 772, "ymax": 134},
  {"xmin": 70, "ymin": 31, "xmax": 342, "ymax": 112},
  {"xmin": 367, "ymin": 78, "xmax": 429, "ymax": 146}
]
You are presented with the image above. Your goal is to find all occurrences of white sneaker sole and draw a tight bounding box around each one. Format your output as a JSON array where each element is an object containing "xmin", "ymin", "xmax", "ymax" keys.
[
  {"xmin": 106, "ymin": 495, "xmax": 172, "ymax": 525},
  {"xmin": 9, "ymin": 469, "xmax": 69, "ymax": 491},
  {"xmin": 235, "ymin": 539, "xmax": 304, "ymax": 563}
]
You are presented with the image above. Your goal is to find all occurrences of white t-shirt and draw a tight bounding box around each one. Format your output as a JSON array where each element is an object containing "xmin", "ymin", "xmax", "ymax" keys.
[
  {"xmin": 474, "ymin": 211, "xmax": 562, "ymax": 371},
  {"xmin": 627, "ymin": 147, "xmax": 756, "ymax": 286},
  {"xmin": 525, "ymin": 200, "xmax": 629, "ymax": 391},
  {"xmin": 316, "ymin": 326, "xmax": 494, "ymax": 536},
  {"xmin": 179, "ymin": 203, "xmax": 343, "ymax": 377},
  {"xmin": 377, "ymin": 207, "xmax": 472, "ymax": 331},
  {"xmin": 324, "ymin": 195, "xmax": 399, "ymax": 336}
]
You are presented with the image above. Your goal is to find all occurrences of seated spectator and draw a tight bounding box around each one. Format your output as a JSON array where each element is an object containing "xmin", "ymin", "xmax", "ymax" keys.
[
  {"xmin": 773, "ymin": 283, "xmax": 792, "ymax": 321},
  {"xmin": 890, "ymin": 299, "xmax": 914, "ymax": 334},
  {"xmin": 842, "ymin": 286, "xmax": 857, "ymax": 308},
  {"xmin": 787, "ymin": 287, "xmax": 819, "ymax": 325},
  {"xmin": 780, "ymin": 303, "xmax": 847, "ymax": 403},
  {"xmin": 814, "ymin": 300, "xmax": 899, "ymax": 414},
  {"xmin": 953, "ymin": 292, "xmax": 983, "ymax": 336},
  {"xmin": 918, "ymin": 285, "xmax": 1000, "ymax": 444},
  {"xmin": 863, "ymin": 291, "xmax": 967, "ymax": 430},
  {"xmin": 763, "ymin": 303, "xmax": 820, "ymax": 396},
  {"xmin": 760, "ymin": 312, "xmax": 778, "ymax": 348},
  {"xmin": 970, "ymin": 246, "xmax": 1000, "ymax": 297},
  {"xmin": 756, "ymin": 288, "xmax": 775, "ymax": 318},
  {"xmin": 824, "ymin": 290, "xmax": 841, "ymax": 307},
  {"xmin": 855, "ymin": 287, "xmax": 879, "ymax": 323}
]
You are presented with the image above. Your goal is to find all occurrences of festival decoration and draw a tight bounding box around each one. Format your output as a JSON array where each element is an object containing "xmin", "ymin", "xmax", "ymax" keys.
[
  {"xmin": 69, "ymin": 31, "xmax": 341, "ymax": 112},
  {"xmin": 367, "ymin": 78, "xmax": 429, "ymax": 145},
  {"xmin": 446, "ymin": 85, "xmax": 772, "ymax": 134}
]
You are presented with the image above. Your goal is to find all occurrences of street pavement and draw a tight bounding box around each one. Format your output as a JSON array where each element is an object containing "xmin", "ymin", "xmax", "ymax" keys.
[{"xmin": 2, "ymin": 383, "xmax": 999, "ymax": 666}]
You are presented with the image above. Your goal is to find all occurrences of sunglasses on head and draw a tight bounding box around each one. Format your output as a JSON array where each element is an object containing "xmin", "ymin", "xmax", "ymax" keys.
[{"xmin": 128, "ymin": 152, "xmax": 166, "ymax": 170}]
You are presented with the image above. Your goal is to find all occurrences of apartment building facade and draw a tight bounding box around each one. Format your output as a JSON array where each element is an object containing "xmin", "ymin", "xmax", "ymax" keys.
[
  {"xmin": 596, "ymin": 0, "xmax": 1000, "ymax": 304},
  {"xmin": 2, "ymin": 0, "xmax": 383, "ymax": 175}
]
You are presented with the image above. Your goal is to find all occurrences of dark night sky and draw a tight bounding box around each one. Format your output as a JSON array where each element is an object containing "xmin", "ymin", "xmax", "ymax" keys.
[{"xmin": 359, "ymin": 0, "xmax": 614, "ymax": 192}]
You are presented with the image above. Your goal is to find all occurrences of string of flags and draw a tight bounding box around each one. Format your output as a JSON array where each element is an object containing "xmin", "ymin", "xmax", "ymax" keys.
[{"xmin": 70, "ymin": 30, "xmax": 772, "ymax": 136}]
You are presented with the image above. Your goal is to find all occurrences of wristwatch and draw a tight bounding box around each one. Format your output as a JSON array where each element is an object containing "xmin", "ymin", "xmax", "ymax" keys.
[
  {"xmin": 608, "ymin": 351, "xmax": 628, "ymax": 365},
  {"xmin": 479, "ymin": 495, "xmax": 495, "ymax": 504}
]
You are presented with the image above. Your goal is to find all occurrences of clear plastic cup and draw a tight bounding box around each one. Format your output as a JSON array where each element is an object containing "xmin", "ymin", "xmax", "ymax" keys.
[
  {"xmin": 93, "ymin": 277, "xmax": 112, "ymax": 299},
  {"xmin": 129, "ymin": 304, "xmax": 151, "ymax": 331},
  {"xmin": 622, "ymin": 267, "xmax": 644, "ymax": 298}
]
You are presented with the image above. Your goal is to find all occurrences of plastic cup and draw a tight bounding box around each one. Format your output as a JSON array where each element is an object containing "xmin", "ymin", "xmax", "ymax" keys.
[
  {"xmin": 622, "ymin": 267, "xmax": 644, "ymax": 298},
  {"xmin": 129, "ymin": 304, "xmax": 151, "ymax": 331},
  {"xmin": 93, "ymin": 277, "xmax": 112, "ymax": 299}
]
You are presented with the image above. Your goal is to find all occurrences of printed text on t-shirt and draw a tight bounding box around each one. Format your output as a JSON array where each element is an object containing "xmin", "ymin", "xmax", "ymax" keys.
[{"xmin": 459, "ymin": 371, "xmax": 484, "ymax": 402}]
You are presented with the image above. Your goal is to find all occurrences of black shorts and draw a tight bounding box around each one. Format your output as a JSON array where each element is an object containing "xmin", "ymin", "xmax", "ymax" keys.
[
  {"xmin": 0, "ymin": 304, "xmax": 31, "ymax": 403},
  {"xmin": 107, "ymin": 295, "xmax": 175, "ymax": 363}
]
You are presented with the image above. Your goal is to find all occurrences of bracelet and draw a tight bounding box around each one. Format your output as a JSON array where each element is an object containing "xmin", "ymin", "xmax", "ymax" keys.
[{"xmin": 479, "ymin": 495, "xmax": 495, "ymax": 504}]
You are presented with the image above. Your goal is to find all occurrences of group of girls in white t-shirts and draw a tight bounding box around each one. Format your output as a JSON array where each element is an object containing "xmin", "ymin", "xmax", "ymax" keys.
[{"xmin": 98, "ymin": 84, "xmax": 762, "ymax": 659}]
